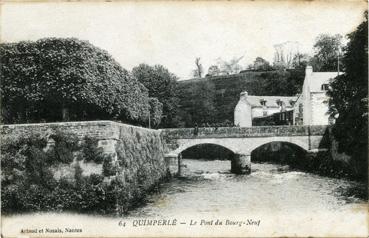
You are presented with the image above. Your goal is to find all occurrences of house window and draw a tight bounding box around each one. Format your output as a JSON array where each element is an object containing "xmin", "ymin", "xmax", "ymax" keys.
[
  {"xmin": 298, "ymin": 103, "xmax": 303, "ymax": 117},
  {"xmin": 321, "ymin": 84, "xmax": 329, "ymax": 91},
  {"xmin": 299, "ymin": 103, "xmax": 303, "ymax": 113},
  {"xmin": 260, "ymin": 99, "xmax": 266, "ymax": 106}
]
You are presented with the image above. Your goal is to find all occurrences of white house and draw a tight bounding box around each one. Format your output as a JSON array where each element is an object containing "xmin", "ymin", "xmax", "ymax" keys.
[
  {"xmin": 234, "ymin": 91, "xmax": 296, "ymax": 127},
  {"xmin": 293, "ymin": 66, "xmax": 342, "ymax": 125}
]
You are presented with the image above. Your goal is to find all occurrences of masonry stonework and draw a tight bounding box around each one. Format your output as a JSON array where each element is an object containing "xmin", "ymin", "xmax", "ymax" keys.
[{"xmin": 0, "ymin": 121, "xmax": 170, "ymax": 213}]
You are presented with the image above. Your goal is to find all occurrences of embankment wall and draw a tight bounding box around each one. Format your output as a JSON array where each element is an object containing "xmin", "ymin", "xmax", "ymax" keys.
[{"xmin": 0, "ymin": 121, "xmax": 169, "ymax": 213}]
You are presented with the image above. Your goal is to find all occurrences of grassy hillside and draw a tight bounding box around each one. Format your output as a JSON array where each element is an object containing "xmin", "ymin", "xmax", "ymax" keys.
[{"xmin": 176, "ymin": 70, "xmax": 304, "ymax": 127}]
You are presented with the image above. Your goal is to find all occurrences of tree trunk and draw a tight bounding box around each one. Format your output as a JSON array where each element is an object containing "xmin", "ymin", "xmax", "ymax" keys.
[{"xmin": 62, "ymin": 104, "xmax": 70, "ymax": 122}]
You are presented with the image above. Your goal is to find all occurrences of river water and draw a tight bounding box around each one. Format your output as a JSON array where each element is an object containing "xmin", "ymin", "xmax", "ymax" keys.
[
  {"xmin": 127, "ymin": 159, "xmax": 366, "ymax": 217},
  {"xmin": 2, "ymin": 159, "xmax": 368, "ymax": 237}
]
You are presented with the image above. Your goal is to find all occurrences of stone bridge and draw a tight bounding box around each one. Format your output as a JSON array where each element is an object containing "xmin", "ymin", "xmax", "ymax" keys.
[{"xmin": 161, "ymin": 125, "xmax": 329, "ymax": 175}]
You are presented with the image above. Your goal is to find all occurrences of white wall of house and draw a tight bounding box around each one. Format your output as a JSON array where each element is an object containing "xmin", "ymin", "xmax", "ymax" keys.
[
  {"xmin": 302, "ymin": 66, "xmax": 312, "ymax": 125},
  {"xmin": 251, "ymin": 107, "xmax": 280, "ymax": 118},
  {"xmin": 310, "ymin": 92, "xmax": 330, "ymax": 125},
  {"xmin": 301, "ymin": 66, "xmax": 338, "ymax": 126},
  {"xmin": 234, "ymin": 92, "xmax": 252, "ymax": 127}
]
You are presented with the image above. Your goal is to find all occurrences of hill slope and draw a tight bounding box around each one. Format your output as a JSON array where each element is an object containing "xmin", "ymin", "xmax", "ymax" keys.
[{"xmin": 176, "ymin": 70, "xmax": 304, "ymax": 127}]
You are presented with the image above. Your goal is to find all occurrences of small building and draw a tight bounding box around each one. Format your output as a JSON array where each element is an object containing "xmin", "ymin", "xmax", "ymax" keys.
[
  {"xmin": 293, "ymin": 66, "xmax": 341, "ymax": 125},
  {"xmin": 234, "ymin": 91, "xmax": 296, "ymax": 127},
  {"xmin": 253, "ymin": 110, "xmax": 294, "ymax": 126}
]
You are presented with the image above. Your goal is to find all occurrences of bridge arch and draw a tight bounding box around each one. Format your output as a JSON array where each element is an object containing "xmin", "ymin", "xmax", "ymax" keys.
[
  {"xmin": 181, "ymin": 143, "xmax": 236, "ymax": 160},
  {"xmin": 171, "ymin": 139, "xmax": 239, "ymax": 157},
  {"xmin": 246, "ymin": 138, "xmax": 310, "ymax": 155},
  {"xmin": 250, "ymin": 141, "xmax": 308, "ymax": 164}
]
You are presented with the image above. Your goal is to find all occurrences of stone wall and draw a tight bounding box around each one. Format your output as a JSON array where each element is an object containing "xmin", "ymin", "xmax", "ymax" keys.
[
  {"xmin": 1, "ymin": 121, "xmax": 119, "ymax": 144},
  {"xmin": 161, "ymin": 125, "xmax": 328, "ymax": 140},
  {"xmin": 1, "ymin": 121, "xmax": 169, "ymax": 213}
]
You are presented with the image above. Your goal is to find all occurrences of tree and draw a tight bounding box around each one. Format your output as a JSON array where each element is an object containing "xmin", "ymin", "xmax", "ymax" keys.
[
  {"xmin": 273, "ymin": 41, "xmax": 300, "ymax": 69},
  {"xmin": 292, "ymin": 53, "xmax": 311, "ymax": 70},
  {"xmin": 216, "ymin": 56, "xmax": 244, "ymax": 75},
  {"xmin": 132, "ymin": 64, "xmax": 179, "ymax": 128},
  {"xmin": 192, "ymin": 57, "xmax": 203, "ymax": 78},
  {"xmin": 311, "ymin": 34, "xmax": 343, "ymax": 71},
  {"xmin": 252, "ymin": 57, "xmax": 272, "ymax": 71},
  {"xmin": 0, "ymin": 38, "xmax": 150, "ymax": 125},
  {"xmin": 185, "ymin": 80, "xmax": 217, "ymax": 126},
  {"xmin": 207, "ymin": 65, "xmax": 221, "ymax": 77},
  {"xmin": 148, "ymin": 97, "xmax": 163, "ymax": 128},
  {"xmin": 327, "ymin": 11, "xmax": 367, "ymax": 178}
]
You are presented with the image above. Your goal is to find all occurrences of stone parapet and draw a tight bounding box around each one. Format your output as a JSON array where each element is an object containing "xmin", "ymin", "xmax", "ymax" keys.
[{"xmin": 161, "ymin": 125, "xmax": 329, "ymax": 139}]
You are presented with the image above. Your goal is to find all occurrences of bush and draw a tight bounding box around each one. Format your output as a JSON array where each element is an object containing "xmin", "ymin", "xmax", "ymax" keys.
[
  {"xmin": 102, "ymin": 155, "xmax": 118, "ymax": 177},
  {"xmin": 80, "ymin": 136, "xmax": 104, "ymax": 163},
  {"xmin": 1, "ymin": 184, "xmax": 25, "ymax": 212},
  {"xmin": 49, "ymin": 130, "xmax": 80, "ymax": 164}
]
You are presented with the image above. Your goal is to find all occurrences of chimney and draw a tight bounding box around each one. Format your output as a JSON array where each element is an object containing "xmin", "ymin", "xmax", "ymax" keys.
[
  {"xmin": 240, "ymin": 91, "xmax": 248, "ymax": 101},
  {"xmin": 305, "ymin": 65, "xmax": 313, "ymax": 76}
]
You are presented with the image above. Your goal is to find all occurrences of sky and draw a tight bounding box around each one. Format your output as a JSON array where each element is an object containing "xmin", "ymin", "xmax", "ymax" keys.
[{"xmin": 1, "ymin": 1, "xmax": 367, "ymax": 80}]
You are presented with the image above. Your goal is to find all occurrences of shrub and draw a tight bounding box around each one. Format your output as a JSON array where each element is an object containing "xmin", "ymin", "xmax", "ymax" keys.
[
  {"xmin": 102, "ymin": 155, "xmax": 118, "ymax": 177},
  {"xmin": 80, "ymin": 136, "xmax": 104, "ymax": 163},
  {"xmin": 49, "ymin": 130, "xmax": 80, "ymax": 164},
  {"xmin": 0, "ymin": 132, "xmax": 120, "ymax": 214}
]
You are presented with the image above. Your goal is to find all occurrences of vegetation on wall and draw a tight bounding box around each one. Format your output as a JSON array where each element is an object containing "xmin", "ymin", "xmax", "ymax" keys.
[
  {"xmin": 1, "ymin": 132, "xmax": 113, "ymax": 213},
  {"xmin": 1, "ymin": 126, "xmax": 169, "ymax": 214}
]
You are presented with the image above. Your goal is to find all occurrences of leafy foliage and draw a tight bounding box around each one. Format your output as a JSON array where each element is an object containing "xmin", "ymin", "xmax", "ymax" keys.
[
  {"xmin": 0, "ymin": 132, "xmax": 117, "ymax": 213},
  {"xmin": 206, "ymin": 65, "xmax": 221, "ymax": 77},
  {"xmin": 310, "ymin": 34, "xmax": 343, "ymax": 71},
  {"xmin": 251, "ymin": 57, "xmax": 273, "ymax": 71},
  {"xmin": 327, "ymin": 11, "xmax": 368, "ymax": 178},
  {"xmin": 102, "ymin": 155, "xmax": 118, "ymax": 177},
  {"xmin": 0, "ymin": 38, "xmax": 150, "ymax": 125},
  {"xmin": 79, "ymin": 136, "xmax": 105, "ymax": 163},
  {"xmin": 148, "ymin": 97, "xmax": 163, "ymax": 128},
  {"xmin": 49, "ymin": 130, "xmax": 79, "ymax": 164},
  {"xmin": 178, "ymin": 79, "xmax": 217, "ymax": 126},
  {"xmin": 132, "ymin": 64, "xmax": 180, "ymax": 127}
]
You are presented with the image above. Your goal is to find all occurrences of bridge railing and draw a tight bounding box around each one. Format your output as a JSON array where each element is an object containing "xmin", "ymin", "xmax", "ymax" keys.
[{"xmin": 161, "ymin": 125, "xmax": 329, "ymax": 139}]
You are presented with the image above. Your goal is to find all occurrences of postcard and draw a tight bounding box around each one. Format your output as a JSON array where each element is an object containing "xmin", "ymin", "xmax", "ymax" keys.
[{"xmin": 1, "ymin": 1, "xmax": 368, "ymax": 237}]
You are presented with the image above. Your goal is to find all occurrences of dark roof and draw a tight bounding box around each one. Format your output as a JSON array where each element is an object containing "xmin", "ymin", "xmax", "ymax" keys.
[{"xmin": 246, "ymin": 95, "xmax": 297, "ymax": 108}]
